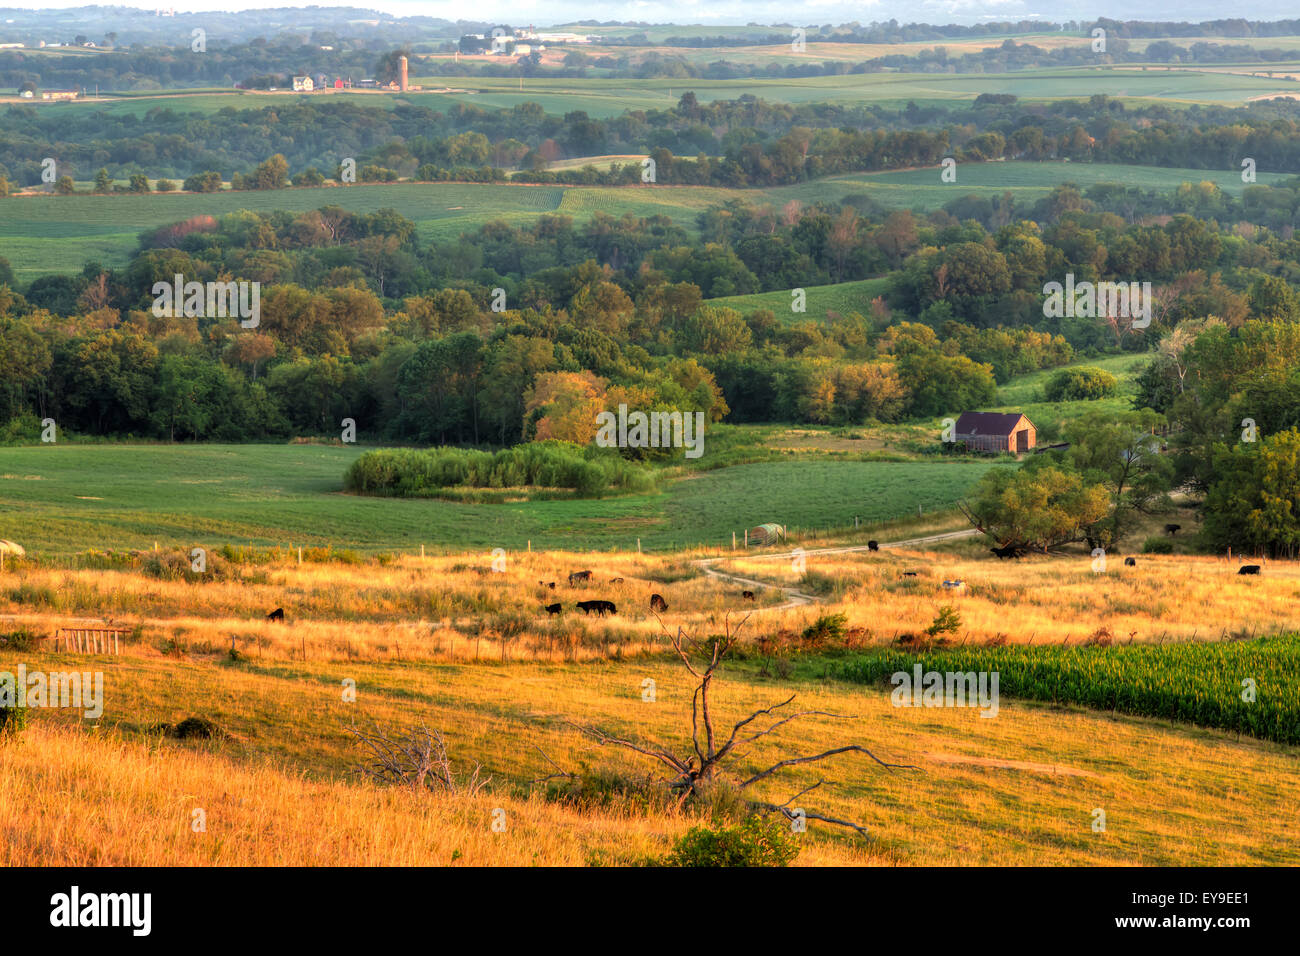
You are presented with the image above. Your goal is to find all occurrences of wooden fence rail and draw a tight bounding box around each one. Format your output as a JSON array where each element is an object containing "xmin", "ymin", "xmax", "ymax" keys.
[{"xmin": 47, "ymin": 627, "xmax": 131, "ymax": 655}]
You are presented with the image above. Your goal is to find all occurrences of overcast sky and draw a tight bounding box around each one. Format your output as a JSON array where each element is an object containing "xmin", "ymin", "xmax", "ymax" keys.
[{"xmin": 8, "ymin": 2, "xmax": 1300, "ymax": 25}]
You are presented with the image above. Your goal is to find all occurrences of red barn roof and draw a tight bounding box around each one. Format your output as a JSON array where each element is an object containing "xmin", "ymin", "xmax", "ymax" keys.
[{"xmin": 955, "ymin": 411, "xmax": 1032, "ymax": 438}]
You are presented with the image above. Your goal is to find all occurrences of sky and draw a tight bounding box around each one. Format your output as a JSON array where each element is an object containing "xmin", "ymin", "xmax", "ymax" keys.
[{"xmin": 6, "ymin": 2, "xmax": 1300, "ymax": 25}]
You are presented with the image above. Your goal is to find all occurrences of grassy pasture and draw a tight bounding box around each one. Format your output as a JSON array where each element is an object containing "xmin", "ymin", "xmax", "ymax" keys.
[
  {"xmin": 0, "ymin": 444, "xmax": 997, "ymax": 555},
  {"xmin": 766, "ymin": 159, "xmax": 1292, "ymax": 212},
  {"xmin": 2, "ymin": 158, "xmax": 1279, "ymax": 280},
  {"xmin": 706, "ymin": 277, "xmax": 891, "ymax": 319},
  {"xmin": 993, "ymin": 353, "xmax": 1146, "ymax": 425},
  {"xmin": 18, "ymin": 60, "xmax": 1300, "ymax": 126},
  {"xmin": 3, "ymin": 544, "xmax": 1299, "ymax": 865}
]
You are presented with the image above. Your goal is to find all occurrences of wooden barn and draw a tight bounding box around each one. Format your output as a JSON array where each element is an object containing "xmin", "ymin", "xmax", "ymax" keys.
[{"xmin": 954, "ymin": 411, "xmax": 1037, "ymax": 454}]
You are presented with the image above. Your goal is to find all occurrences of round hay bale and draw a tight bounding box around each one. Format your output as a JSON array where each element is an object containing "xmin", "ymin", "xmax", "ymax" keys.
[{"xmin": 748, "ymin": 523, "xmax": 786, "ymax": 546}]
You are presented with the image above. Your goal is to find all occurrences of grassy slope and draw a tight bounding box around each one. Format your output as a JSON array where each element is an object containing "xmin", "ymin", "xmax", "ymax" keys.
[
  {"xmin": 706, "ymin": 277, "xmax": 891, "ymax": 319},
  {"xmin": 4, "ymin": 158, "xmax": 1284, "ymax": 280},
  {"xmin": 993, "ymin": 353, "xmax": 1147, "ymax": 426},
  {"xmin": 0, "ymin": 445, "xmax": 998, "ymax": 555},
  {"xmin": 2, "ymin": 639, "xmax": 1295, "ymax": 865}
]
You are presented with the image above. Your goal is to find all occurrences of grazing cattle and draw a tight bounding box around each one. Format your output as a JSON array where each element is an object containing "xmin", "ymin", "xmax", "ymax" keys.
[
  {"xmin": 867, "ymin": 540, "xmax": 880, "ymax": 552},
  {"xmin": 544, "ymin": 602, "xmax": 562, "ymax": 616},
  {"xmin": 577, "ymin": 599, "xmax": 616, "ymax": 616},
  {"xmin": 610, "ymin": 577, "xmax": 624, "ymax": 584},
  {"xmin": 568, "ymin": 570, "xmax": 593, "ymax": 586},
  {"xmin": 649, "ymin": 593, "xmax": 668, "ymax": 613},
  {"xmin": 547, "ymin": 582, "xmax": 556, "ymax": 589},
  {"xmin": 741, "ymin": 590, "xmax": 756, "ymax": 601},
  {"xmin": 990, "ymin": 544, "xmax": 1024, "ymax": 560},
  {"xmin": 1124, "ymin": 556, "xmax": 1136, "ymax": 567},
  {"xmin": 1165, "ymin": 524, "xmax": 1181, "ymax": 535},
  {"xmin": 1238, "ymin": 565, "xmax": 1262, "ymax": 575},
  {"xmin": 266, "ymin": 607, "xmax": 285, "ymax": 622}
]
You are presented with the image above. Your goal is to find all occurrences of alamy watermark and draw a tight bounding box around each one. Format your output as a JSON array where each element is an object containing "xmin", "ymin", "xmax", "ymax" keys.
[
  {"xmin": 595, "ymin": 404, "xmax": 705, "ymax": 459},
  {"xmin": 1, "ymin": 665, "xmax": 103, "ymax": 719},
  {"xmin": 1042, "ymin": 273, "xmax": 1151, "ymax": 329},
  {"xmin": 890, "ymin": 664, "xmax": 999, "ymax": 718},
  {"xmin": 152, "ymin": 274, "xmax": 260, "ymax": 328}
]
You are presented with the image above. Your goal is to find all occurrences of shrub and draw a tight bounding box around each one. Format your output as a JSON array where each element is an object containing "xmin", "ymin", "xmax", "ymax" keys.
[
  {"xmin": 1142, "ymin": 536, "xmax": 1175, "ymax": 554},
  {"xmin": 545, "ymin": 767, "xmax": 672, "ymax": 814},
  {"xmin": 926, "ymin": 605, "xmax": 962, "ymax": 640},
  {"xmin": 801, "ymin": 612, "xmax": 848, "ymax": 648},
  {"xmin": 0, "ymin": 627, "xmax": 41, "ymax": 651},
  {"xmin": 665, "ymin": 815, "xmax": 800, "ymax": 867},
  {"xmin": 1044, "ymin": 366, "xmax": 1118, "ymax": 402},
  {"xmin": 139, "ymin": 548, "xmax": 232, "ymax": 581},
  {"xmin": 799, "ymin": 571, "xmax": 845, "ymax": 598},
  {"xmin": 0, "ymin": 699, "xmax": 29, "ymax": 740}
]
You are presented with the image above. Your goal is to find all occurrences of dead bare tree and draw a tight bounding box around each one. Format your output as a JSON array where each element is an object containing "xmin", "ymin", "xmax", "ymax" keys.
[
  {"xmin": 349, "ymin": 720, "xmax": 489, "ymax": 795},
  {"xmin": 562, "ymin": 612, "xmax": 915, "ymax": 837}
]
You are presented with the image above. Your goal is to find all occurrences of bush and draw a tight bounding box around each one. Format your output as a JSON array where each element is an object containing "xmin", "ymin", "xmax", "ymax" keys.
[
  {"xmin": 1142, "ymin": 536, "xmax": 1175, "ymax": 554},
  {"xmin": 0, "ymin": 699, "xmax": 29, "ymax": 740},
  {"xmin": 1044, "ymin": 366, "xmax": 1118, "ymax": 402},
  {"xmin": 801, "ymin": 612, "xmax": 848, "ymax": 647},
  {"xmin": 139, "ymin": 548, "xmax": 233, "ymax": 581},
  {"xmin": 665, "ymin": 815, "xmax": 800, "ymax": 867},
  {"xmin": 545, "ymin": 767, "xmax": 672, "ymax": 814},
  {"xmin": 0, "ymin": 627, "xmax": 41, "ymax": 651}
]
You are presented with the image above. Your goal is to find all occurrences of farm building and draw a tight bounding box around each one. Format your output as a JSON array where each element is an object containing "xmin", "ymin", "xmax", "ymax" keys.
[
  {"xmin": 40, "ymin": 89, "xmax": 78, "ymax": 101},
  {"xmin": 292, "ymin": 76, "xmax": 314, "ymax": 92},
  {"xmin": 954, "ymin": 411, "xmax": 1037, "ymax": 454}
]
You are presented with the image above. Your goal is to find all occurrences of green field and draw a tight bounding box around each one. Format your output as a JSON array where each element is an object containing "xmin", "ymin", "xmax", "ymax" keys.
[
  {"xmin": 28, "ymin": 61, "xmax": 1300, "ymax": 125},
  {"xmin": 767, "ymin": 160, "xmax": 1292, "ymax": 212},
  {"xmin": 994, "ymin": 353, "xmax": 1146, "ymax": 425},
  {"xmin": 3, "ymin": 158, "xmax": 1283, "ymax": 280},
  {"xmin": 707, "ymin": 277, "xmax": 891, "ymax": 319},
  {"xmin": 0, "ymin": 180, "xmax": 750, "ymax": 280},
  {"xmin": 0, "ymin": 444, "xmax": 999, "ymax": 555}
]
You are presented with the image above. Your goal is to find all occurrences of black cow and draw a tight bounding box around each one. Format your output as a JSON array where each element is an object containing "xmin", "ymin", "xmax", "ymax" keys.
[
  {"xmin": 902, "ymin": 571, "xmax": 919, "ymax": 577},
  {"xmin": 990, "ymin": 543, "xmax": 1026, "ymax": 559},
  {"xmin": 741, "ymin": 590, "xmax": 755, "ymax": 601},
  {"xmin": 266, "ymin": 607, "xmax": 285, "ymax": 622},
  {"xmin": 867, "ymin": 540, "xmax": 880, "ymax": 552},
  {"xmin": 577, "ymin": 599, "xmax": 616, "ymax": 616},
  {"xmin": 544, "ymin": 602, "xmax": 562, "ymax": 615},
  {"xmin": 1238, "ymin": 565, "xmax": 1262, "ymax": 575},
  {"xmin": 568, "ymin": 570, "xmax": 592, "ymax": 586},
  {"xmin": 649, "ymin": 593, "xmax": 668, "ymax": 613},
  {"xmin": 1124, "ymin": 556, "xmax": 1136, "ymax": 567},
  {"xmin": 1165, "ymin": 524, "xmax": 1182, "ymax": 535}
]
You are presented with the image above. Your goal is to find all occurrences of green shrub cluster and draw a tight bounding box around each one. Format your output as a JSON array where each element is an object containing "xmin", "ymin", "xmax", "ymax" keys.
[
  {"xmin": 344, "ymin": 441, "xmax": 656, "ymax": 498},
  {"xmin": 1044, "ymin": 365, "xmax": 1118, "ymax": 401},
  {"xmin": 664, "ymin": 815, "xmax": 800, "ymax": 867}
]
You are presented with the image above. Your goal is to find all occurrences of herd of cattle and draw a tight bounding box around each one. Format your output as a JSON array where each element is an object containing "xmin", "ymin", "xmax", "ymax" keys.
[{"xmin": 538, "ymin": 570, "xmax": 762, "ymax": 618}]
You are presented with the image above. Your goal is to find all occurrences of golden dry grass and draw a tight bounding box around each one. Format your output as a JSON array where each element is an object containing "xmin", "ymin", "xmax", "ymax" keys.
[
  {"xmin": 2, "ymin": 647, "xmax": 1297, "ymax": 866},
  {"xmin": 1, "ymin": 536, "xmax": 1292, "ymax": 664},
  {"xmin": 3, "ymin": 545, "xmax": 1298, "ymax": 865}
]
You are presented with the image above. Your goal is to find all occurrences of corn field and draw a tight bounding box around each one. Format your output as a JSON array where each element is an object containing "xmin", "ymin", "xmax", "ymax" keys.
[{"xmin": 833, "ymin": 635, "xmax": 1300, "ymax": 745}]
